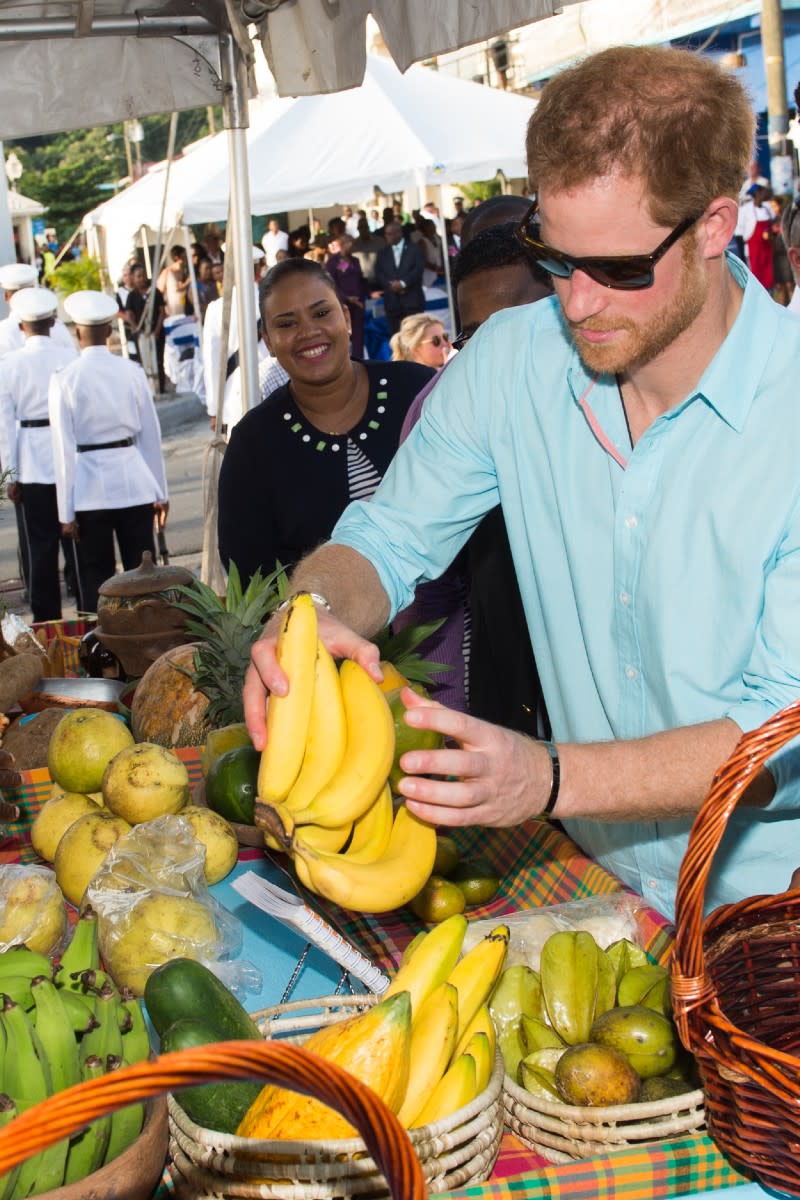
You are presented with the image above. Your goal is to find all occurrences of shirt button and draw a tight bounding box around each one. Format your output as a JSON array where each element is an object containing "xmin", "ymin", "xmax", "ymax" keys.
[
  {"xmin": 647, "ymin": 878, "xmax": 658, "ymax": 890},
  {"xmin": 625, "ymin": 515, "xmax": 638, "ymax": 529},
  {"xmin": 626, "ymin": 666, "xmax": 638, "ymax": 680},
  {"xmin": 620, "ymin": 591, "xmax": 630, "ymax": 606}
]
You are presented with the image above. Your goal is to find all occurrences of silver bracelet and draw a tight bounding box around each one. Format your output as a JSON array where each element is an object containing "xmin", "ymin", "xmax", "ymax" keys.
[{"xmin": 275, "ymin": 591, "xmax": 332, "ymax": 614}]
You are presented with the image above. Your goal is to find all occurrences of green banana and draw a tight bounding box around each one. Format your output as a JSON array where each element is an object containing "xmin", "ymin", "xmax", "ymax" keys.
[
  {"xmin": 79, "ymin": 980, "xmax": 123, "ymax": 1069},
  {"xmin": 102, "ymin": 1056, "xmax": 144, "ymax": 1166},
  {"xmin": 0, "ymin": 946, "xmax": 53, "ymax": 983},
  {"xmin": 119, "ymin": 994, "xmax": 151, "ymax": 1065},
  {"xmin": 0, "ymin": 975, "xmax": 34, "ymax": 1011},
  {"xmin": 56, "ymin": 909, "xmax": 99, "ymax": 991},
  {"xmin": 540, "ymin": 930, "xmax": 600, "ymax": 1045},
  {"xmin": 63, "ymin": 1056, "xmax": 111, "ymax": 1185},
  {"xmin": 31, "ymin": 976, "xmax": 81, "ymax": 1094},
  {"xmin": 57, "ymin": 989, "xmax": 97, "ymax": 1036},
  {"xmin": 0, "ymin": 995, "xmax": 69, "ymax": 1197},
  {"xmin": 75, "ymin": 968, "xmax": 116, "ymax": 996},
  {"xmin": 0, "ymin": 1094, "xmax": 21, "ymax": 1200}
]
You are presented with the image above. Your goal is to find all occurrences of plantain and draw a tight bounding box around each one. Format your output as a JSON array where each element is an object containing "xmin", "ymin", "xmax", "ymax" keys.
[
  {"xmin": 412, "ymin": 1052, "xmax": 478, "ymax": 1128},
  {"xmin": 102, "ymin": 1056, "xmax": 145, "ymax": 1166},
  {"xmin": 256, "ymin": 593, "xmax": 318, "ymax": 804},
  {"xmin": 290, "ymin": 804, "xmax": 436, "ymax": 914},
  {"xmin": 447, "ymin": 924, "xmax": 510, "ymax": 1047},
  {"xmin": 55, "ymin": 906, "xmax": 100, "ymax": 990},
  {"xmin": 540, "ymin": 930, "xmax": 600, "ymax": 1045}
]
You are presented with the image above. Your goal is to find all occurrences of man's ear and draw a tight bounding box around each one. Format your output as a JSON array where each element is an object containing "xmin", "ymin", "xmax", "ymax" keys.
[
  {"xmin": 787, "ymin": 245, "xmax": 800, "ymax": 282},
  {"xmin": 698, "ymin": 196, "xmax": 739, "ymax": 260}
]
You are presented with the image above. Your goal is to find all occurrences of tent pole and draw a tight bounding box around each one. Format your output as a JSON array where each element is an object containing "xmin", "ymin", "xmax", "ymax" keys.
[
  {"xmin": 182, "ymin": 221, "xmax": 203, "ymax": 336},
  {"xmin": 221, "ymin": 31, "xmax": 258, "ymax": 414},
  {"xmin": 438, "ymin": 183, "xmax": 455, "ymax": 338},
  {"xmin": 140, "ymin": 227, "xmax": 151, "ymax": 278}
]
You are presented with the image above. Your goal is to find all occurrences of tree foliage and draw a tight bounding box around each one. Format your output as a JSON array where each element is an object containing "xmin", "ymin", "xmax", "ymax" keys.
[{"xmin": 7, "ymin": 106, "xmax": 223, "ymax": 241}]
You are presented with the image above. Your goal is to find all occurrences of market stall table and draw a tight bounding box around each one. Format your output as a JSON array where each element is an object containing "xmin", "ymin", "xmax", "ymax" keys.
[{"xmin": 1, "ymin": 746, "xmax": 759, "ymax": 1200}]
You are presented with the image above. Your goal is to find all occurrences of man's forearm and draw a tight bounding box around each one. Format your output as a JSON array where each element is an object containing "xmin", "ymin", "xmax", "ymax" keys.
[
  {"xmin": 556, "ymin": 717, "xmax": 774, "ymax": 821},
  {"xmin": 289, "ymin": 544, "xmax": 391, "ymax": 639}
]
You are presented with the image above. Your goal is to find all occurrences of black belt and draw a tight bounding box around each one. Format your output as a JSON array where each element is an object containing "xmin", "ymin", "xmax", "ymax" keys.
[
  {"xmin": 76, "ymin": 437, "xmax": 134, "ymax": 453},
  {"xmin": 20, "ymin": 418, "xmax": 50, "ymax": 428}
]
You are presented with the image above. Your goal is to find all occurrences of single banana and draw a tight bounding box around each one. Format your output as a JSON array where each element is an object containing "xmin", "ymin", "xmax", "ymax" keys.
[
  {"xmin": 411, "ymin": 1052, "xmax": 478, "ymax": 1128},
  {"xmin": 31, "ymin": 976, "xmax": 81, "ymax": 1094},
  {"xmin": 56, "ymin": 908, "xmax": 99, "ymax": 991},
  {"xmin": 57, "ymin": 989, "xmax": 97, "ymax": 1036},
  {"xmin": 257, "ymin": 593, "xmax": 318, "ymax": 804},
  {"xmin": 461, "ymin": 1031, "xmax": 493, "ymax": 1094},
  {"xmin": 119, "ymin": 993, "xmax": 151, "ymax": 1065},
  {"xmin": 0, "ymin": 1094, "xmax": 21, "ymax": 1200},
  {"xmin": 453, "ymin": 1003, "xmax": 496, "ymax": 1062},
  {"xmin": 397, "ymin": 982, "xmax": 458, "ymax": 1128},
  {"xmin": 447, "ymin": 924, "xmax": 510, "ymax": 1047},
  {"xmin": 79, "ymin": 980, "xmax": 123, "ymax": 1068},
  {"xmin": 343, "ymin": 782, "xmax": 393, "ymax": 863},
  {"xmin": 102, "ymin": 1056, "xmax": 145, "ymax": 1166},
  {"xmin": 288, "ymin": 660, "xmax": 395, "ymax": 829},
  {"xmin": 399, "ymin": 930, "xmax": 427, "ymax": 966},
  {"xmin": 0, "ymin": 974, "xmax": 34, "ymax": 1010},
  {"xmin": 283, "ymin": 640, "xmax": 348, "ymax": 812},
  {"xmin": 0, "ymin": 946, "xmax": 53, "ymax": 982},
  {"xmin": 0, "ymin": 995, "xmax": 68, "ymax": 1197},
  {"xmin": 289, "ymin": 804, "xmax": 436, "ymax": 914},
  {"xmin": 385, "ymin": 913, "xmax": 467, "ymax": 1022},
  {"xmin": 63, "ymin": 1056, "xmax": 111, "ymax": 1184},
  {"xmin": 294, "ymin": 821, "xmax": 352, "ymax": 854}
]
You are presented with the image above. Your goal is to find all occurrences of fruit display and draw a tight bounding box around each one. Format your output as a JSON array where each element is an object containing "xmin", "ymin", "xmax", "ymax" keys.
[
  {"xmin": 253, "ymin": 594, "xmax": 438, "ymax": 914},
  {"xmin": 54, "ymin": 810, "xmax": 132, "ymax": 907},
  {"xmin": 47, "ymin": 708, "xmax": 134, "ymax": 794},
  {"xmin": 102, "ymin": 741, "xmax": 190, "ymax": 823},
  {"xmin": 0, "ymin": 865, "xmax": 67, "ymax": 956},
  {"xmin": 491, "ymin": 930, "xmax": 697, "ymax": 1107},
  {"xmin": 0, "ymin": 909, "xmax": 152, "ymax": 1197}
]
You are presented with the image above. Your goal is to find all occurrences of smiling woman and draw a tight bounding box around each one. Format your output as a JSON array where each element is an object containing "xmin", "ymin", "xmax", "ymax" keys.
[{"xmin": 217, "ymin": 259, "xmax": 435, "ymax": 585}]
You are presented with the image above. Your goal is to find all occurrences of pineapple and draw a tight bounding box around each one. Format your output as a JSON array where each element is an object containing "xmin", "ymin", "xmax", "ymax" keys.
[{"xmin": 173, "ymin": 562, "xmax": 289, "ymax": 728}]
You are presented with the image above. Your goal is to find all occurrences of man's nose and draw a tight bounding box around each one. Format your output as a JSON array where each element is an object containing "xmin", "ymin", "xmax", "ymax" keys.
[{"xmin": 558, "ymin": 270, "xmax": 611, "ymax": 324}]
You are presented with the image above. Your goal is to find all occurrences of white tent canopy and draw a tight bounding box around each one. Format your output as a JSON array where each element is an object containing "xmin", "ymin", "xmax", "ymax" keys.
[{"xmin": 85, "ymin": 55, "xmax": 537, "ymax": 279}]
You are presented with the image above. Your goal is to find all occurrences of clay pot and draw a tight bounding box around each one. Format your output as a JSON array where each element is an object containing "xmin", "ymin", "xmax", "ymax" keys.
[{"xmin": 95, "ymin": 552, "xmax": 195, "ymax": 679}]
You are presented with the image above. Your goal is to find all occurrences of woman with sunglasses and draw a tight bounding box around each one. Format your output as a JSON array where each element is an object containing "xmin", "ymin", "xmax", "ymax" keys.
[
  {"xmin": 390, "ymin": 314, "xmax": 451, "ymax": 370},
  {"xmin": 217, "ymin": 258, "xmax": 433, "ymax": 588}
]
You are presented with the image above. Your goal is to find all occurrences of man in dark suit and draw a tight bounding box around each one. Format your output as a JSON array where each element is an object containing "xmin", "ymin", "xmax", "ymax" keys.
[{"xmin": 373, "ymin": 222, "xmax": 425, "ymax": 334}]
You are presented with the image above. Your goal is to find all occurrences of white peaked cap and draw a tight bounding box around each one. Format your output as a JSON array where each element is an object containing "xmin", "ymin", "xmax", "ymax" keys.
[
  {"xmin": 10, "ymin": 287, "xmax": 59, "ymax": 321},
  {"xmin": 63, "ymin": 290, "xmax": 118, "ymax": 326},
  {"xmin": 0, "ymin": 263, "xmax": 37, "ymax": 291}
]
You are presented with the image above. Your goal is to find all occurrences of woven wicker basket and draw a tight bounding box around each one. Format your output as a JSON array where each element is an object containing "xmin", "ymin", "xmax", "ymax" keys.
[
  {"xmin": 673, "ymin": 699, "xmax": 800, "ymax": 1198},
  {"xmin": 0, "ymin": 1032, "xmax": 427, "ymax": 1200},
  {"xmin": 503, "ymin": 1073, "xmax": 704, "ymax": 1163},
  {"xmin": 168, "ymin": 994, "xmax": 504, "ymax": 1198}
]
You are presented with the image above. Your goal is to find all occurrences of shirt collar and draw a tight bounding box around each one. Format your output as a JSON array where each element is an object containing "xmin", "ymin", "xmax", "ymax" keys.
[
  {"xmin": 567, "ymin": 253, "xmax": 781, "ymax": 435},
  {"xmin": 80, "ymin": 344, "xmax": 111, "ymax": 357}
]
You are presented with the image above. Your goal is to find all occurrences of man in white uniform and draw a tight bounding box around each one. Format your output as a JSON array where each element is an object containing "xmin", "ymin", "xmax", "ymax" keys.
[
  {"xmin": 261, "ymin": 219, "xmax": 289, "ymax": 268},
  {"xmin": 0, "ymin": 288, "xmax": 78, "ymax": 621},
  {"xmin": 0, "ymin": 264, "xmax": 74, "ymax": 359},
  {"xmin": 49, "ymin": 290, "xmax": 168, "ymax": 614}
]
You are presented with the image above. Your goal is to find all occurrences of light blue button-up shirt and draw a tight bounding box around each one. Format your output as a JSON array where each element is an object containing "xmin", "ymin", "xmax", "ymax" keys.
[{"xmin": 331, "ymin": 254, "xmax": 800, "ymax": 919}]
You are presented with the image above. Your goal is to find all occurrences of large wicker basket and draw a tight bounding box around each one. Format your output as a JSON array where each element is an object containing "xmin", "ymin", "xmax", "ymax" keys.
[
  {"xmin": 673, "ymin": 699, "xmax": 800, "ymax": 1198},
  {"xmin": 0, "ymin": 1035, "xmax": 427, "ymax": 1200},
  {"xmin": 168, "ymin": 994, "xmax": 504, "ymax": 1198},
  {"xmin": 503, "ymin": 1073, "xmax": 704, "ymax": 1163}
]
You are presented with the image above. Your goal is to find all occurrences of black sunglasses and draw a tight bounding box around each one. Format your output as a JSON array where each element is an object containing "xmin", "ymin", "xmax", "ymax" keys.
[
  {"xmin": 515, "ymin": 202, "xmax": 703, "ymax": 290},
  {"xmin": 421, "ymin": 333, "xmax": 450, "ymax": 347},
  {"xmin": 452, "ymin": 330, "xmax": 471, "ymax": 351}
]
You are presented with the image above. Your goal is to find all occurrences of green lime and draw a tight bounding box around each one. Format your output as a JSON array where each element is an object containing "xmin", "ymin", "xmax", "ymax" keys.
[
  {"xmin": 410, "ymin": 875, "xmax": 466, "ymax": 923},
  {"xmin": 385, "ymin": 688, "xmax": 444, "ymax": 792},
  {"xmin": 433, "ymin": 835, "xmax": 460, "ymax": 876},
  {"xmin": 449, "ymin": 858, "xmax": 501, "ymax": 906},
  {"xmin": 205, "ymin": 745, "xmax": 260, "ymax": 825}
]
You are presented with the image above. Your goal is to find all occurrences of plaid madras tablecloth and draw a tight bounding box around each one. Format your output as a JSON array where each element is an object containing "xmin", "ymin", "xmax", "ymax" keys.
[{"xmin": 0, "ymin": 747, "xmax": 751, "ymax": 1200}]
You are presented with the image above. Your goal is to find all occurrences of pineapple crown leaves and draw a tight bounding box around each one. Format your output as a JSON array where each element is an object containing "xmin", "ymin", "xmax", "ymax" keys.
[
  {"xmin": 170, "ymin": 561, "xmax": 290, "ymax": 726},
  {"xmin": 374, "ymin": 619, "xmax": 453, "ymax": 686}
]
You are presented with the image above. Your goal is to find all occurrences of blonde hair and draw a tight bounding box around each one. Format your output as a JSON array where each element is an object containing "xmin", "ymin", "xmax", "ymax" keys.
[
  {"xmin": 526, "ymin": 45, "xmax": 755, "ymax": 226},
  {"xmin": 390, "ymin": 314, "xmax": 440, "ymax": 361}
]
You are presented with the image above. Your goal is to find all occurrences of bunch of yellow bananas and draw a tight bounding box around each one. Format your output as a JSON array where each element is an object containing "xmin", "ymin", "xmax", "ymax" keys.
[{"xmin": 255, "ymin": 594, "xmax": 437, "ymax": 913}]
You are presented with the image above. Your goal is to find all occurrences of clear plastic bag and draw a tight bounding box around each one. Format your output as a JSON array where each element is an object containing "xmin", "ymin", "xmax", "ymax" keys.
[
  {"xmin": 461, "ymin": 893, "xmax": 650, "ymax": 971},
  {"xmin": 0, "ymin": 863, "xmax": 68, "ymax": 956},
  {"xmin": 86, "ymin": 814, "xmax": 261, "ymax": 998}
]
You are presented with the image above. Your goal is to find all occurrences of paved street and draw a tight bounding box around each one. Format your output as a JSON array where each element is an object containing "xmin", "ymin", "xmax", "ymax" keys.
[{"xmin": 0, "ymin": 409, "xmax": 210, "ymax": 621}]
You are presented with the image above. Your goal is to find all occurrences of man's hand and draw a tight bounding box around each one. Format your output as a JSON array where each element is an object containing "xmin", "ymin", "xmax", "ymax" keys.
[
  {"xmin": 389, "ymin": 280, "xmax": 405, "ymax": 293},
  {"xmin": 6, "ymin": 482, "xmax": 21, "ymax": 504},
  {"xmin": 393, "ymin": 688, "xmax": 553, "ymax": 827},
  {"xmin": 244, "ymin": 607, "xmax": 383, "ymax": 750},
  {"xmin": 61, "ymin": 521, "xmax": 79, "ymax": 541},
  {"xmin": 153, "ymin": 500, "xmax": 170, "ymax": 521}
]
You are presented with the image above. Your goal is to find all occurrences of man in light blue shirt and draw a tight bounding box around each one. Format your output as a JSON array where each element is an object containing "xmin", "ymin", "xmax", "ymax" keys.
[{"xmin": 244, "ymin": 45, "xmax": 800, "ymax": 921}]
